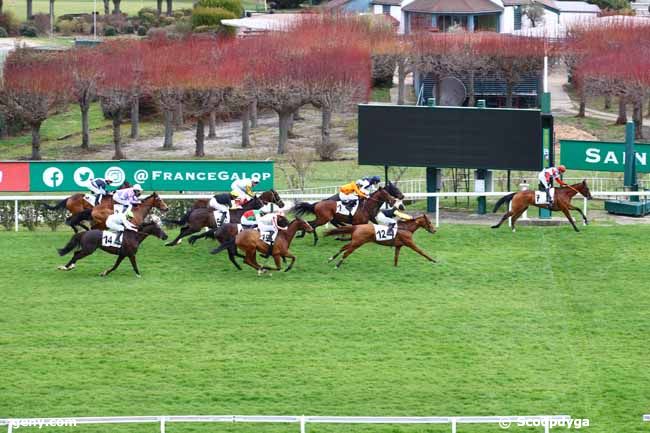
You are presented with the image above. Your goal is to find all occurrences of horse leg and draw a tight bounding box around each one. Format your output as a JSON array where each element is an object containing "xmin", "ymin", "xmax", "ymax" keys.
[
  {"xmin": 284, "ymin": 252, "xmax": 296, "ymax": 272},
  {"xmin": 335, "ymin": 242, "xmax": 362, "ymax": 269},
  {"xmin": 165, "ymin": 226, "xmax": 196, "ymax": 246},
  {"xmin": 128, "ymin": 255, "xmax": 142, "ymax": 277},
  {"xmin": 188, "ymin": 230, "xmax": 212, "ymax": 245},
  {"xmin": 509, "ymin": 207, "xmax": 528, "ymax": 233},
  {"xmin": 328, "ymin": 243, "xmax": 349, "ymax": 262},
  {"xmin": 394, "ymin": 246, "xmax": 402, "ymax": 267},
  {"xmin": 59, "ymin": 249, "xmax": 92, "ymax": 270},
  {"xmin": 243, "ymin": 249, "xmax": 264, "ymax": 273},
  {"xmin": 491, "ymin": 210, "xmax": 514, "ymax": 229},
  {"xmin": 227, "ymin": 248, "xmax": 243, "ymax": 270},
  {"xmin": 560, "ymin": 206, "xmax": 580, "ymax": 232},
  {"xmin": 100, "ymin": 255, "xmax": 126, "ymax": 277},
  {"xmin": 402, "ymin": 238, "xmax": 436, "ymax": 264},
  {"xmin": 569, "ymin": 204, "xmax": 588, "ymax": 225},
  {"xmin": 271, "ymin": 254, "xmax": 282, "ymax": 271}
]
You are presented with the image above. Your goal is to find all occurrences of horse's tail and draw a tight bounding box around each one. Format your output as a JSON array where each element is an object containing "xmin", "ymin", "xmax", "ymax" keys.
[
  {"xmin": 324, "ymin": 226, "xmax": 355, "ymax": 237},
  {"xmin": 41, "ymin": 198, "xmax": 68, "ymax": 211},
  {"xmin": 58, "ymin": 232, "xmax": 84, "ymax": 256},
  {"xmin": 293, "ymin": 202, "xmax": 315, "ymax": 217},
  {"xmin": 493, "ymin": 192, "xmax": 517, "ymax": 213},
  {"xmin": 211, "ymin": 238, "xmax": 235, "ymax": 255},
  {"xmin": 163, "ymin": 209, "xmax": 192, "ymax": 226}
]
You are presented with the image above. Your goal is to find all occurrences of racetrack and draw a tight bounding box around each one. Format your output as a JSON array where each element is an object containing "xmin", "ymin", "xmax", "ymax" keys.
[{"xmin": 1, "ymin": 224, "xmax": 649, "ymax": 433}]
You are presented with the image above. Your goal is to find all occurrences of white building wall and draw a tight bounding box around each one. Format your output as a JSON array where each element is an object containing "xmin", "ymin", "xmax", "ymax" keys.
[
  {"xmin": 501, "ymin": 6, "xmax": 515, "ymax": 33},
  {"xmin": 559, "ymin": 11, "xmax": 598, "ymax": 28},
  {"xmin": 520, "ymin": 7, "xmax": 560, "ymax": 34}
]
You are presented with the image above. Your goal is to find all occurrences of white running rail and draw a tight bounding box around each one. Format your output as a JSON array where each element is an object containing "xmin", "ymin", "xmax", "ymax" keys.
[
  {"xmin": 1, "ymin": 191, "xmax": 649, "ymax": 231},
  {"xmin": 0, "ymin": 415, "xmax": 573, "ymax": 433}
]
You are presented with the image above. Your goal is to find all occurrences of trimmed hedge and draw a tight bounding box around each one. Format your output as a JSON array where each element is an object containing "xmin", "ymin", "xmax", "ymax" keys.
[
  {"xmin": 191, "ymin": 6, "xmax": 236, "ymax": 29},
  {"xmin": 196, "ymin": 0, "xmax": 243, "ymax": 17}
]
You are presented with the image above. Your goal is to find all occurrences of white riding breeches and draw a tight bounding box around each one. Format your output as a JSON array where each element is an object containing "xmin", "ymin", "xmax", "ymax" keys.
[
  {"xmin": 339, "ymin": 192, "xmax": 358, "ymax": 202},
  {"xmin": 538, "ymin": 172, "xmax": 551, "ymax": 189},
  {"xmin": 209, "ymin": 198, "xmax": 229, "ymax": 212}
]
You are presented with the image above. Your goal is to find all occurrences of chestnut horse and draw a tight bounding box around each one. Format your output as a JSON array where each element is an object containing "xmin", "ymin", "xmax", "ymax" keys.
[
  {"xmin": 293, "ymin": 186, "xmax": 403, "ymax": 246},
  {"xmin": 491, "ymin": 180, "xmax": 593, "ymax": 232},
  {"xmin": 90, "ymin": 193, "xmax": 169, "ymax": 230},
  {"xmin": 41, "ymin": 182, "xmax": 131, "ymax": 232},
  {"xmin": 325, "ymin": 214, "xmax": 437, "ymax": 268},
  {"xmin": 211, "ymin": 218, "xmax": 313, "ymax": 274}
]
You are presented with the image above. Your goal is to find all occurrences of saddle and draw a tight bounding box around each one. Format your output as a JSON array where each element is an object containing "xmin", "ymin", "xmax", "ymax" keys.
[
  {"xmin": 373, "ymin": 224, "xmax": 396, "ymax": 242},
  {"xmin": 102, "ymin": 231, "xmax": 123, "ymax": 248},
  {"xmin": 336, "ymin": 200, "xmax": 358, "ymax": 217},
  {"xmin": 535, "ymin": 188, "xmax": 555, "ymax": 205},
  {"xmin": 212, "ymin": 211, "xmax": 230, "ymax": 228}
]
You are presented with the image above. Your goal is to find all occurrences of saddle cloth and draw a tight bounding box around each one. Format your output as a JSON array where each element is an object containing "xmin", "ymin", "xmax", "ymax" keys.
[
  {"xmin": 259, "ymin": 230, "xmax": 278, "ymax": 245},
  {"xmin": 373, "ymin": 224, "xmax": 396, "ymax": 242},
  {"xmin": 535, "ymin": 188, "xmax": 555, "ymax": 205},
  {"xmin": 336, "ymin": 201, "xmax": 359, "ymax": 216},
  {"xmin": 212, "ymin": 211, "xmax": 231, "ymax": 228},
  {"xmin": 84, "ymin": 194, "xmax": 98, "ymax": 207},
  {"xmin": 113, "ymin": 204, "xmax": 131, "ymax": 214},
  {"xmin": 101, "ymin": 231, "xmax": 122, "ymax": 248}
]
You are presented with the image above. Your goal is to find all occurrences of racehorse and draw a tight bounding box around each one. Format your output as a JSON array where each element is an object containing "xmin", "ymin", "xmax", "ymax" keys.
[
  {"xmin": 41, "ymin": 182, "xmax": 132, "ymax": 232},
  {"xmin": 211, "ymin": 218, "xmax": 313, "ymax": 274},
  {"xmin": 88, "ymin": 192, "xmax": 169, "ymax": 230},
  {"xmin": 491, "ymin": 180, "xmax": 593, "ymax": 232},
  {"xmin": 56, "ymin": 216, "xmax": 168, "ymax": 277},
  {"xmin": 324, "ymin": 214, "xmax": 437, "ymax": 268},
  {"xmin": 163, "ymin": 189, "xmax": 284, "ymax": 227},
  {"xmin": 164, "ymin": 191, "xmax": 285, "ymax": 247},
  {"xmin": 293, "ymin": 186, "xmax": 404, "ymax": 246}
]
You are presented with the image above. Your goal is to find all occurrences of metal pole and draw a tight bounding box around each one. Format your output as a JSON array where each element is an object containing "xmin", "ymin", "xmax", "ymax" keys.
[
  {"xmin": 543, "ymin": 56, "xmax": 549, "ymax": 93},
  {"xmin": 435, "ymin": 194, "xmax": 440, "ymax": 227},
  {"xmin": 544, "ymin": 417, "xmax": 550, "ymax": 433},
  {"xmin": 300, "ymin": 416, "xmax": 305, "ymax": 433},
  {"xmin": 583, "ymin": 197, "xmax": 588, "ymax": 219},
  {"xmin": 451, "ymin": 417, "xmax": 457, "ymax": 433},
  {"xmin": 508, "ymin": 200, "xmax": 512, "ymax": 228},
  {"xmin": 8, "ymin": 420, "xmax": 13, "ymax": 433},
  {"xmin": 93, "ymin": 0, "xmax": 97, "ymax": 39},
  {"xmin": 14, "ymin": 199, "xmax": 19, "ymax": 232},
  {"xmin": 160, "ymin": 417, "xmax": 165, "ymax": 433}
]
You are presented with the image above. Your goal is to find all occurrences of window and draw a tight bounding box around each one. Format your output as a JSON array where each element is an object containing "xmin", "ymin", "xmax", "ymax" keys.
[
  {"xmin": 382, "ymin": 4, "xmax": 390, "ymax": 14},
  {"xmin": 410, "ymin": 13, "xmax": 434, "ymax": 32},
  {"xmin": 514, "ymin": 6, "xmax": 522, "ymax": 30}
]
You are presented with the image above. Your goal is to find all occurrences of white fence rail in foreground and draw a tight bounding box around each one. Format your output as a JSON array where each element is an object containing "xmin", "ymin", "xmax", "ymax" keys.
[
  {"xmin": 1, "ymin": 191, "xmax": 650, "ymax": 232},
  {"xmin": 0, "ymin": 415, "xmax": 573, "ymax": 433}
]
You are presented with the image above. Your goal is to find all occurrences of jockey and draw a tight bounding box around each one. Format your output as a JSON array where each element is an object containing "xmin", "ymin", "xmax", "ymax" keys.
[
  {"xmin": 113, "ymin": 184, "xmax": 143, "ymax": 209},
  {"xmin": 377, "ymin": 208, "xmax": 412, "ymax": 237},
  {"xmin": 231, "ymin": 178, "xmax": 259, "ymax": 207},
  {"xmin": 208, "ymin": 192, "xmax": 236, "ymax": 226},
  {"xmin": 88, "ymin": 177, "xmax": 113, "ymax": 204},
  {"xmin": 339, "ymin": 179, "xmax": 368, "ymax": 210},
  {"xmin": 240, "ymin": 209, "xmax": 263, "ymax": 229},
  {"xmin": 106, "ymin": 210, "xmax": 137, "ymax": 244},
  {"xmin": 257, "ymin": 210, "xmax": 287, "ymax": 258},
  {"xmin": 359, "ymin": 176, "xmax": 381, "ymax": 195},
  {"xmin": 538, "ymin": 165, "xmax": 567, "ymax": 205}
]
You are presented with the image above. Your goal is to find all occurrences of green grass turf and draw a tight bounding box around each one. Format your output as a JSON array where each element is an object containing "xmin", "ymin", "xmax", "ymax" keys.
[{"xmin": 1, "ymin": 224, "xmax": 650, "ymax": 433}]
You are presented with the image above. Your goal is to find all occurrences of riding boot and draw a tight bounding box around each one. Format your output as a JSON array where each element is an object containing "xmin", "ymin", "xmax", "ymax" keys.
[
  {"xmin": 262, "ymin": 241, "xmax": 274, "ymax": 258},
  {"xmin": 546, "ymin": 188, "xmax": 552, "ymax": 207},
  {"xmin": 115, "ymin": 231, "xmax": 123, "ymax": 246}
]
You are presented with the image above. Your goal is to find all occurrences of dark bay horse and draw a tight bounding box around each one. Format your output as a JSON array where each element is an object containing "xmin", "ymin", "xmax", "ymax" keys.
[
  {"xmin": 57, "ymin": 217, "xmax": 168, "ymax": 277},
  {"xmin": 89, "ymin": 193, "xmax": 169, "ymax": 230},
  {"xmin": 492, "ymin": 180, "xmax": 593, "ymax": 232},
  {"xmin": 293, "ymin": 186, "xmax": 403, "ymax": 246},
  {"xmin": 163, "ymin": 189, "xmax": 284, "ymax": 227},
  {"xmin": 325, "ymin": 214, "xmax": 437, "ymax": 268},
  {"xmin": 165, "ymin": 190, "xmax": 284, "ymax": 247},
  {"xmin": 211, "ymin": 218, "xmax": 313, "ymax": 274},
  {"xmin": 41, "ymin": 182, "xmax": 131, "ymax": 232}
]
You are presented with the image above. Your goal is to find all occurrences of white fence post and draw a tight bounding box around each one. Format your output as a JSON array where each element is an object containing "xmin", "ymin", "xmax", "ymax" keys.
[
  {"xmin": 7, "ymin": 420, "xmax": 12, "ymax": 433},
  {"xmin": 435, "ymin": 195, "xmax": 440, "ymax": 228},
  {"xmin": 451, "ymin": 417, "xmax": 457, "ymax": 433},
  {"xmin": 300, "ymin": 416, "xmax": 306, "ymax": 433},
  {"xmin": 160, "ymin": 417, "xmax": 165, "ymax": 433},
  {"xmin": 14, "ymin": 199, "xmax": 18, "ymax": 232},
  {"xmin": 583, "ymin": 197, "xmax": 588, "ymax": 220},
  {"xmin": 544, "ymin": 416, "xmax": 550, "ymax": 433}
]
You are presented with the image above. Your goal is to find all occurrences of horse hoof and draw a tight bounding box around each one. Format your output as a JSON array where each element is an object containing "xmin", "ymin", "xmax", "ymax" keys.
[
  {"xmin": 491, "ymin": 225, "xmax": 498, "ymax": 229},
  {"xmin": 328, "ymin": 257, "xmax": 333, "ymax": 262},
  {"xmin": 57, "ymin": 265, "xmax": 68, "ymax": 271},
  {"xmin": 135, "ymin": 274, "xmax": 142, "ymax": 278},
  {"xmin": 99, "ymin": 271, "xmax": 107, "ymax": 277}
]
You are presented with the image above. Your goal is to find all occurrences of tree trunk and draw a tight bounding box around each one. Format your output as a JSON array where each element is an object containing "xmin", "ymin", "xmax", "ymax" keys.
[
  {"xmin": 112, "ymin": 0, "xmax": 121, "ymax": 14},
  {"xmin": 163, "ymin": 109, "xmax": 174, "ymax": 149},
  {"xmin": 321, "ymin": 106, "xmax": 331, "ymax": 155},
  {"xmin": 27, "ymin": 0, "xmax": 33, "ymax": 19},
  {"xmin": 112, "ymin": 116, "xmax": 125, "ymax": 160},
  {"xmin": 130, "ymin": 96, "xmax": 139, "ymax": 139},
  {"xmin": 156, "ymin": 0, "xmax": 163, "ymax": 14},
  {"xmin": 633, "ymin": 99, "xmax": 644, "ymax": 140},
  {"xmin": 80, "ymin": 102, "xmax": 90, "ymax": 150},
  {"xmin": 30, "ymin": 122, "xmax": 42, "ymax": 160},
  {"xmin": 241, "ymin": 106, "xmax": 251, "ymax": 148},
  {"xmin": 0, "ymin": 0, "xmax": 4, "ymax": 14},
  {"xmin": 397, "ymin": 58, "xmax": 406, "ymax": 105},
  {"xmin": 616, "ymin": 98, "xmax": 627, "ymax": 125},
  {"xmin": 195, "ymin": 117, "xmax": 205, "ymax": 157},
  {"xmin": 505, "ymin": 83, "xmax": 514, "ymax": 108},
  {"xmin": 174, "ymin": 102, "xmax": 183, "ymax": 127},
  {"xmin": 208, "ymin": 110, "xmax": 217, "ymax": 138},
  {"xmin": 434, "ymin": 75, "xmax": 442, "ymax": 104},
  {"xmin": 577, "ymin": 90, "xmax": 586, "ymax": 118},
  {"xmin": 277, "ymin": 111, "xmax": 292, "ymax": 154},
  {"xmin": 49, "ymin": 0, "xmax": 54, "ymax": 33},
  {"xmin": 250, "ymin": 99, "xmax": 257, "ymax": 128},
  {"xmin": 166, "ymin": 0, "xmax": 172, "ymax": 16},
  {"xmin": 604, "ymin": 94, "xmax": 611, "ymax": 110},
  {"xmin": 468, "ymin": 70, "xmax": 475, "ymax": 107},
  {"xmin": 103, "ymin": 0, "xmax": 109, "ymax": 14},
  {"xmin": 293, "ymin": 108, "xmax": 304, "ymax": 121},
  {"xmin": 647, "ymin": 97, "xmax": 650, "ymax": 117}
]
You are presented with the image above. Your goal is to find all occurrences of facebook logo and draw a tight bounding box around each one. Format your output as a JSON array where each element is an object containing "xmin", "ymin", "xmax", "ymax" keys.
[{"xmin": 42, "ymin": 167, "xmax": 64, "ymax": 188}]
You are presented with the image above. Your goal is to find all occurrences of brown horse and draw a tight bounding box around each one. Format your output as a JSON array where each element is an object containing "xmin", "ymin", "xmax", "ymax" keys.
[
  {"xmin": 56, "ymin": 216, "xmax": 168, "ymax": 277},
  {"xmin": 41, "ymin": 182, "xmax": 131, "ymax": 232},
  {"xmin": 91, "ymin": 193, "xmax": 169, "ymax": 230},
  {"xmin": 293, "ymin": 186, "xmax": 403, "ymax": 246},
  {"xmin": 165, "ymin": 190, "xmax": 284, "ymax": 246},
  {"xmin": 325, "ymin": 214, "xmax": 437, "ymax": 268},
  {"xmin": 211, "ymin": 218, "xmax": 313, "ymax": 274},
  {"xmin": 492, "ymin": 180, "xmax": 593, "ymax": 232},
  {"xmin": 163, "ymin": 189, "xmax": 284, "ymax": 227}
]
